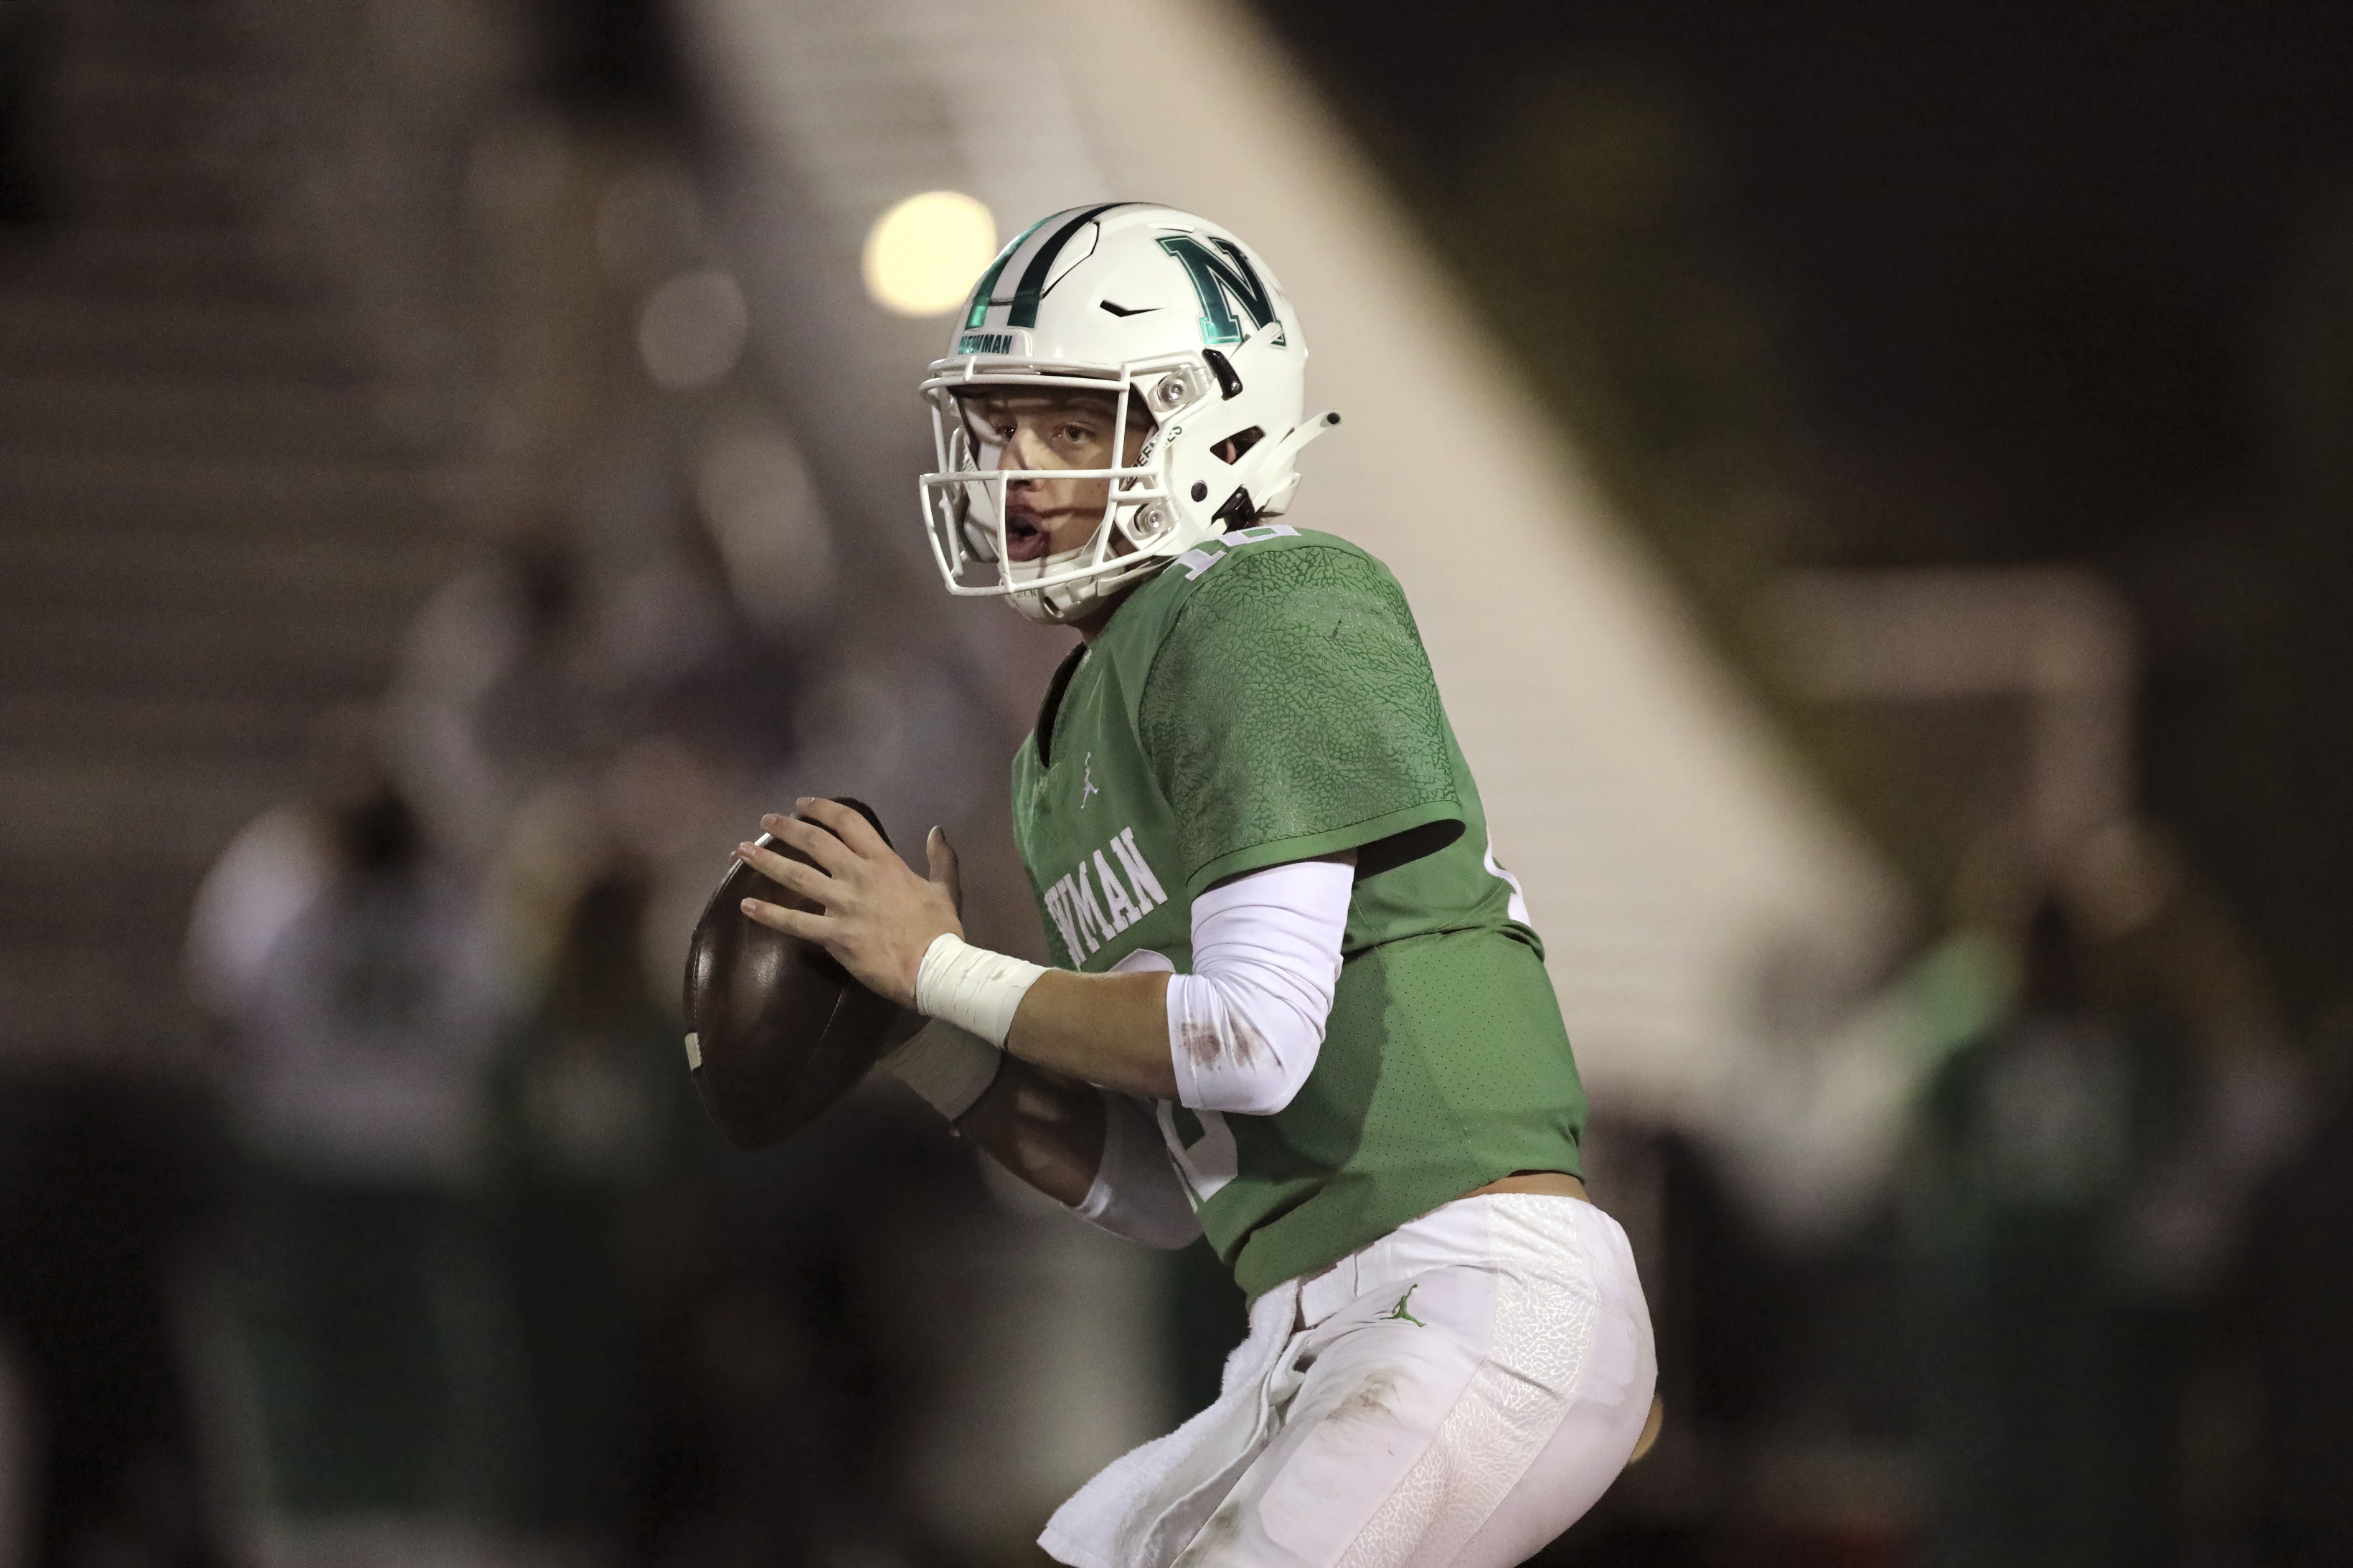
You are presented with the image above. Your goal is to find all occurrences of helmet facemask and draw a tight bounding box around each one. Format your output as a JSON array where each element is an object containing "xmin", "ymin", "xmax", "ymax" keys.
[{"xmin": 923, "ymin": 367, "xmax": 1191, "ymax": 624}]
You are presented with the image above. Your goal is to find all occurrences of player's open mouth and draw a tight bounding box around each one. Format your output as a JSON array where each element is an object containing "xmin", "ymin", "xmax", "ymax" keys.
[{"xmin": 1004, "ymin": 511, "xmax": 1049, "ymax": 562}]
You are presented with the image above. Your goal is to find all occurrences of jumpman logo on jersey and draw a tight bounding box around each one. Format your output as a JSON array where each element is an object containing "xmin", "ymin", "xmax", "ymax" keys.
[
  {"xmin": 1080, "ymin": 753, "xmax": 1100, "ymax": 809},
  {"xmin": 1382, "ymin": 1285, "xmax": 1426, "ymax": 1327}
]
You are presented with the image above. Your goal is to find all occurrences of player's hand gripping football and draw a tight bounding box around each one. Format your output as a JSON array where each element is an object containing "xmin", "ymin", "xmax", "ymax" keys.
[{"xmin": 734, "ymin": 798, "xmax": 964, "ymax": 1009}]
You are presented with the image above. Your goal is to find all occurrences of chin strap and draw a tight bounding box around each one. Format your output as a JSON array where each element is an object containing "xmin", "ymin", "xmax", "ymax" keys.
[
  {"xmin": 1004, "ymin": 527, "xmax": 1163, "ymax": 624},
  {"xmin": 1006, "ymin": 539, "xmax": 1118, "ymax": 623}
]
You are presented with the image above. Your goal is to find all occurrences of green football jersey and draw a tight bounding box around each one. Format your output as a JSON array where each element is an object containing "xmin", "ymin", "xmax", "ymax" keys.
[{"xmin": 1009, "ymin": 526, "xmax": 1586, "ymax": 1298}]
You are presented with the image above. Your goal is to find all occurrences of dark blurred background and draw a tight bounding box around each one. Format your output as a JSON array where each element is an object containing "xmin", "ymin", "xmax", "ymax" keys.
[
  {"xmin": 1264, "ymin": 0, "xmax": 2353, "ymax": 1021},
  {"xmin": 1, "ymin": 3, "xmax": 2349, "ymax": 1568}
]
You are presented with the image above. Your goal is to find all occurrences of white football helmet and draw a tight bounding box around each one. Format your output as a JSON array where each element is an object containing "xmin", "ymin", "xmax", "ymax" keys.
[{"xmin": 918, "ymin": 203, "xmax": 1340, "ymax": 623}]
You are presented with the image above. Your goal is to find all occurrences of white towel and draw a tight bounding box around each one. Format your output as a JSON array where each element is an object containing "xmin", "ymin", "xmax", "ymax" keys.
[{"xmin": 1040, "ymin": 1278, "xmax": 1306, "ymax": 1568}]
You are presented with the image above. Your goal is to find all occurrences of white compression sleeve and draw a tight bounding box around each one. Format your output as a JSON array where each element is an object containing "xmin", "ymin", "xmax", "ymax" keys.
[
  {"xmin": 1072, "ymin": 1089, "xmax": 1202, "ymax": 1250},
  {"xmin": 1166, "ymin": 857, "xmax": 1353, "ymax": 1117}
]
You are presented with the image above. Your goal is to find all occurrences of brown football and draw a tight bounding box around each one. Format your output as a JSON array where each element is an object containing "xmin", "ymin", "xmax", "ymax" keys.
[{"xmin": 682, "ymin": 798, "xmax": 916, "ymax": 1149}]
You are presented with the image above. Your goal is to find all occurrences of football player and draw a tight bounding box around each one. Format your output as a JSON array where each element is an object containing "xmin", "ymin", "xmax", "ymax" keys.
[{"xmin": 732, "ymin": 204, "xmax": 1657, "ymax": 1568}]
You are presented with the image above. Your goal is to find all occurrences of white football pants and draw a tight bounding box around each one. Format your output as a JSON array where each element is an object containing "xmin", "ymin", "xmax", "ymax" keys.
[{"xmin": 1042, "ymin": 1194, "xmax": 1657, "ymax": 1568}]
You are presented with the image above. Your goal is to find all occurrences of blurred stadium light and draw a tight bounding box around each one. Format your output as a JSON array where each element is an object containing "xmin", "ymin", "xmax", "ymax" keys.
[{"xmin": 862, "ymin": 189, "xmax": 998, "ymax": 316}]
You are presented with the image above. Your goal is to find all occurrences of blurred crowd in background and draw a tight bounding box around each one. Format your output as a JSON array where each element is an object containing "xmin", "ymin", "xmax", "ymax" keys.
[{"xmin": 1, "ymin": 3, "xmax": 2352, "ymax": 1568}]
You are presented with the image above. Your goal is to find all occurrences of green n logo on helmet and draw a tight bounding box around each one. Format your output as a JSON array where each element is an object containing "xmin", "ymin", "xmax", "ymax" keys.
[{"xmin": 1157, "ymin": 235, "xmax": 1286, "ymax": 347}]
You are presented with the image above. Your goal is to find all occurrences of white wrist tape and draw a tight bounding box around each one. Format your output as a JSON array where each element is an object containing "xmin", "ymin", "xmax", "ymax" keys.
[
  {"xmin": 880, "ymin": 1019, "xmax": 1002, "ymax": 1122},
  {"xmin": 915, "ymin": 933, "xmax": 1048, "ymax": 1048}
]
